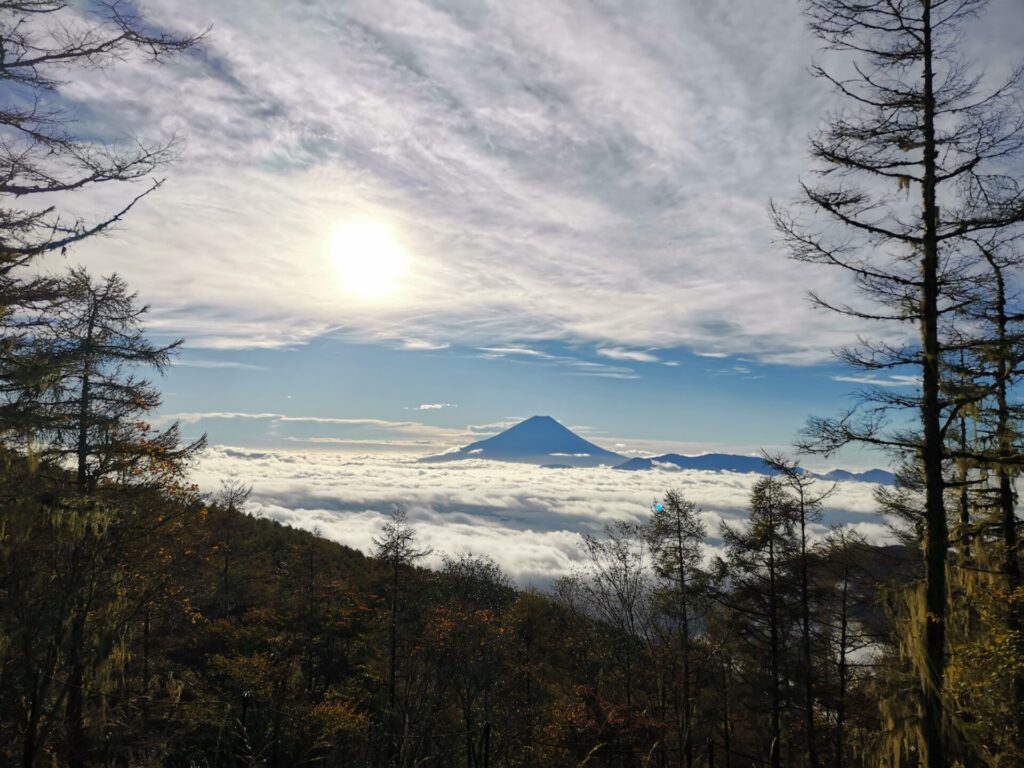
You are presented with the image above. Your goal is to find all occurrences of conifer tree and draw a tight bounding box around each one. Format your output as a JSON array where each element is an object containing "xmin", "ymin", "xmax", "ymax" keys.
[
  {"xmin": 373, "ymin": 506, "xmax": 430, "ymax": 715},
  {"xmin": 763, "ymin": 454, "xmax": 832, "ymax": 768},
  {"xmin": 15, "ymin": 268, "xmax": 204, "ymax": 491},
  {"xmin": 0, "ymin": 1, "xmax": 202, "ymax": 444},
  {"xmin": 717, "ymin": 476, "xmax": 800, "ymax": 768},
  {"xmin": 644, "ymin": 490, "xmax": 706, "ymax": 768},
  {"xmin": 771, "ymin": 3, "xmax": 1024, "ymax": 764}
]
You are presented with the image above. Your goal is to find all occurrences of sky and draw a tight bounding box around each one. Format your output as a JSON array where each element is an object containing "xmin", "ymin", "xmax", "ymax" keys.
[
  {"xmin": 49, "ymin": 0, "xmax": 1020, "ymax": 461},
  {"xmin": 28, "ymin": 0, "xmax": 1024, "ymax": 577}
]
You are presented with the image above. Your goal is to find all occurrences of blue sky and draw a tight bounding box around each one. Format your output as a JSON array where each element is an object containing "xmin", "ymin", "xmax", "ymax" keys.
[
  {"xmin": 45, "ymin": 0, "xmax": 1024, "ymax": 467},
  {"xmin": 158, "ymin": 336, "xmax": 905, "ymax": 467}
]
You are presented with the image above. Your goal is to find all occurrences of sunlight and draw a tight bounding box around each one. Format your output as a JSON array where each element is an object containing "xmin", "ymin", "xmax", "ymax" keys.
[{"xmin": 328, "ymin": 220, "xmax": 407, "ymax": 298}]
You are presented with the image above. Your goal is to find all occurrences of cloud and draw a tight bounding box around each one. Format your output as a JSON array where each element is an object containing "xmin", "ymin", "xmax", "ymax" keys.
[
  {"xmin": 832, "ymin": 375, "xmax": 919, "ymax": 388},
  {"xmin": 51, "ymin": 0, "xmax": 1020, "ymax": 364},
  {"xmin": 190, "ymin": 445, "xmax": 893, "ymax": 585},
  {"xmin": 401, "ymin": 339, "xmax": 451, "ymax": 351},
  {"xmin": 467, "ymin": 419, "xmax": 523, "ymax": 434},
  {"xmin": 158, "ymin": 410, "xmax": 475, "ymax": 451},
  {"xmin": 409, "ymin": 403, "xmax": 458, "ymax": 410},
  {"xmin": 477, "ymin": 346, "xmax": 639, "ymax": 379},
  {"xmin": 174, "ymin": 358, "xmax": 269, "ymax": 370},
  {"xmin": 596, "ymin": 347, "xmax": 661, "ymax": 363},
  {"xmin": 478, "ymin": 346, "xmax": 550, "ymax": 358}
]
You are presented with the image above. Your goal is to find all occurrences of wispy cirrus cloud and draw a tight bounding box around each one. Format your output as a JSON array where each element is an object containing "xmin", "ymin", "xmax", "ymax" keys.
[
  {"xmin": 55, "ymin": 0, "xmax": 1020, "ymax": 364},
  {"xmin": 477, "ymin": 345, "xmax": 639, "ymax": 379},
  {"xmin": 174, "ymin": 358, "xmax": 269, "ymax": 370},
  {"xmin": 158, "ymin": 411, "xmax": 475, "ymax": 451},
  {"xmin": 597, "ymin": 347, "xmax": 661, "ymax": 363},
  {"xmin": 832, "ymin": 375, "xmax": 919, "ymax": 388}
]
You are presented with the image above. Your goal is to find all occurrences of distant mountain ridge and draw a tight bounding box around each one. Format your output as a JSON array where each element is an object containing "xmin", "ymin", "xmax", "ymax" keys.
[
  {"xmin": 420, "ymin": 415, "xmax": 626, "ymax": 468},
  {"xmin": 615, "ymin": 453, "xmax": 777, "ymax": 474},
  {"xmin": 421, "ymin": 416, "xmax": 895, "ymax": 483},
  {"xmin": 614, "ymin": 453, "xmax": 895, "ymax": 485},
  {"xmin": 815, "ymin": 468, "xmax": 896, "ymax": 485}
]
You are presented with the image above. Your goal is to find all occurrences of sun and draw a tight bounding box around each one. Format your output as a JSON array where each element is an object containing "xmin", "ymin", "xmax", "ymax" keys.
[{"xmin": 329, "ymin": 220, "xmax": 407, "ymax": 298}]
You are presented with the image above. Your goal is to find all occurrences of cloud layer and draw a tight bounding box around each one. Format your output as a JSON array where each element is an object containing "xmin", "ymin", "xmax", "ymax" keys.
[
  {"xmin": 192, "ymin": 446, "xmax": 891, "ymax": 585},
  {"xmin": 50, "ymin": 0, "xmax": 993, "ymax": 363}
]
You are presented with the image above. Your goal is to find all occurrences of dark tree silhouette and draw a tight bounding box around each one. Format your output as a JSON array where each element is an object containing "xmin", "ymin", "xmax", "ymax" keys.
[
  {"xmin": 644, "ymin": 490, "xmax": 706, "ymax": 768},
  {"xmin": 13, "ymin": 268, "xmax": 204, "ymax": 491},
  {"xmin": 373, "ymin": 506, "xmax": 431, "ymax": 715}
]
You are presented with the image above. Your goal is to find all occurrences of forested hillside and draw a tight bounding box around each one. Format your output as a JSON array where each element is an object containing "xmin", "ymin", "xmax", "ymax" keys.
[
  {"xmin": 2, "ymin": 443, "xmax": 1019, "ymax": 767},
  {"xmin": 0, "ymin": 451, "xmax": 942, "ymax": 767}
]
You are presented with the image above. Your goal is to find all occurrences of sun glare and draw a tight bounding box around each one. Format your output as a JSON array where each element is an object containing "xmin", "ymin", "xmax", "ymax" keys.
[{"xmin": 329, "ymin": 220, "xmax": 407, "ymax": 298}]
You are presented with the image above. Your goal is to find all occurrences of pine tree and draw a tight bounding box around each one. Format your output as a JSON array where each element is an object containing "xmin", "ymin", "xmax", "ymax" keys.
[{"xmin": 762, "ymin": 454, "xmax": 832, "ymax": 767}]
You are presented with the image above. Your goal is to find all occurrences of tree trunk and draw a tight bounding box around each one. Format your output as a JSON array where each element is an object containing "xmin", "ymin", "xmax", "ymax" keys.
[
  {"xmin": 676, "ymin": 519, "xmax": 693, "ymax": 768},
  {"xmin": 799, "ymin": 493, "xmax": 819, "ymax": 768},
  {"xmin": 22, "ymin": 669, "xmax": 40, "ymax": 768},
  {"xmin": 722, "ymin": 656, "xmax": 732, "ymax": 768},
  {"xmin": 76, "ymin": 371, "xmax": 90, "ymax": 490},
  {"xmin": 76, "ymin": 293, "xmax": 98, "ymax": 492},
  {"xmin": 987, "ymin": 251, "xmax": 1024, "ymax": 748},
  {"xmin": 919, "ymin": 5, "xmax": 949, "ymax": 766},
  {"xmin": 836, "ymin": 567, "xmax": 849, "ymax": 768},
  {"xmin": 65, "ymin": 603, "xmax": 87, "ymax": 768},
  {"xmin": 389, "ymin": 560, "xmax": 398, "ymax": 714},
  {"xmin": 768, "ymin": 502, "xmax": 781, "ymax": 768}
]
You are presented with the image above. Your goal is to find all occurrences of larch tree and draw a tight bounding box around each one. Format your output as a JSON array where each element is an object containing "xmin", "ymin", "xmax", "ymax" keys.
[
  {"xmin": 717, "ymin": 476, "xmax": 799, "ymax": 768},
  {"xmin": 770, "ymin": 2, "xmax": 1024, "ymax": 765},
  {"xmin": 0, "ymin": 0, "xmax": 202, "ymax": 442},
  {"xmin": 20, "ymin": 267, "xmax": 204, "ymax": 491},
  {"xmin": 373, "ymin": 506, "xmax": 431, "ymax": 716},
  {"xmin": 939, "ymin": 232, "xmax": 1024, "ymax": 760},
  {"xmin": 0, "ymin": 266, "xmax": 203, "ymax": 768},
  {"xmin": 644, "ymin": 490, "xmax": 706, "ymax": 768},
  {"xmin": 762, "ymin": 453, "xmax": 833, "ymax": 768}
]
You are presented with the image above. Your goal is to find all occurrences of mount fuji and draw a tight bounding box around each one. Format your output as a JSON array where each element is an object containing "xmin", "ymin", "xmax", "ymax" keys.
[{"xmin": 420, "ymin": 415, "xmax": 626, "ymax": 468}]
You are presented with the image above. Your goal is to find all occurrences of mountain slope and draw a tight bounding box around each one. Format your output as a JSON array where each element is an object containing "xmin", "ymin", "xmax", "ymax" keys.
[{"xmin": 421, "ymin": 415, "xmax": 625, "ymax": 468}]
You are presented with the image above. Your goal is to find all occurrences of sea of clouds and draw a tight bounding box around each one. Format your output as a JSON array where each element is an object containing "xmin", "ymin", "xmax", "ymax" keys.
[{"xmin": 192, "ymin": 446, "xmax": 891, "ymax": 586}]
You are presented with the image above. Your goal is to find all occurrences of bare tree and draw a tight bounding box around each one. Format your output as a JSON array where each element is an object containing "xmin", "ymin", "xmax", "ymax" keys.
[
  {"xmin": 580, "ymin": 521, "xmax": 649, "ymax": 710},
  {"xmin": 0, "ymin": 1, "xmax": 203, "ymax": 259}
]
